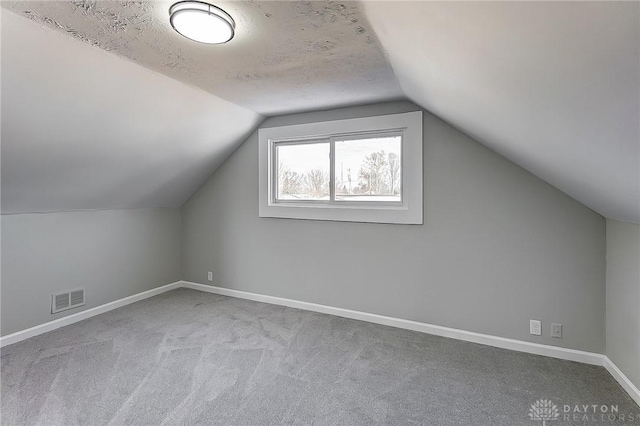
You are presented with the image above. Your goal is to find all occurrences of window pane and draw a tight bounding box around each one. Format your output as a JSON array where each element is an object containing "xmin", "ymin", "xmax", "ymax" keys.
[
  {"xmin": 334, "ymin": 135, "xmax": 401, "ymax": 202},
  {"xmin": 276, "ymin": 142, "xmax": 330, "ymax": 201}
]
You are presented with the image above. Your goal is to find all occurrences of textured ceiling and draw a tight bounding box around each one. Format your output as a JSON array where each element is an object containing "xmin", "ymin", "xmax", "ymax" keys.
[
  {"xmin": 365, "ymin": 1, "xmax": 639, "ymax": 223},
  {"xmin": 3, "ymin": 0, "xmax": 402, "ymax": 116}
]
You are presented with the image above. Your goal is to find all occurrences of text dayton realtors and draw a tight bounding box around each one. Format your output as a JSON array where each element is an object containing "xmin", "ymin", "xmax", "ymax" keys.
[{"xmin": 561, "ymin": 404, "xmax": 638, "ymax": 423}]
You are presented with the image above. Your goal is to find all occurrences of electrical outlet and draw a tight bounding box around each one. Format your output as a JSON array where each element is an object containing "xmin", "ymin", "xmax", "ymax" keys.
[
  {"xmin": 530, "ymin": 320, "xmax": 542, "ymax": 336},
  {"xmin": 551, "ymin": 323, "xmax": 562, "ymax": 338},
  {"xmin": 207, "ymin": 271, "xmax": 213, "ymax": 281}
]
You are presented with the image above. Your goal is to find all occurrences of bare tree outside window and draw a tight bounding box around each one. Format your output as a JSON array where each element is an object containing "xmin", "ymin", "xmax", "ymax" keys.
[
  {"xmin": 274, "ymin": 134, "xmax": 401, "ymax": 203},
  {"xmin": 275, "ymin": 142, "xmax": 330, "ymax": 200},
  {"xmin": 358, "ymin": 150, "xmax": 389, "ymax": 195},
  {"xmin": 278, "ymin": 163, "xmax": 303, "ymax": 196},
  {"xmin": 388, "ymin": 152, "xmax": 401, "ymax": 195},
  {"xmin": 334, "ymin": 135, "xmax": 401, "ymax": 202},
  {"xmin": 304, "ymin": 169, "xmax": 329, "ymax": 198}
]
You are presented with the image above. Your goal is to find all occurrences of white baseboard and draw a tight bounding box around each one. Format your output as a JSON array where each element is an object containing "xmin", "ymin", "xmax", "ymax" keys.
[
  {"xmin": 183, "ymin": 281, "xmax": 640, "ymax": 405},
  {"xmin": 604, "ymin": 356, "xmax": 640, "ymax": 406},
  {"xmin": 0, "ymin": 281, "xmax": 182, "ymax": 347},
  {"xmin": 3, "ymin": 279, "xmax": 638, "ymax": 407},
  {"xmin": 180, "ymin": 281, "xmax": 604, "ymax": 366}
]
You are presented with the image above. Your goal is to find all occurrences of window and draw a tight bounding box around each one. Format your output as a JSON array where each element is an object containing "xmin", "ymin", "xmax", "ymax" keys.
[
  {"xmin": 276, "ymin": 141, "xmax": 330, "ymax": 201},
  {"xmin": 259, "ymin": 111, "xmax": 423, "ymax": 224}
]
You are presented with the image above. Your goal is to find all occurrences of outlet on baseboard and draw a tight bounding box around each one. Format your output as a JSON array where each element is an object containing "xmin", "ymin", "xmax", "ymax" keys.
[
  {"xmin": 207, "ymin": 271, "xmax": 213, "ymax": 282},
  {"xmin": 529, "ymin": 320, "xmax": 542, "ymax": 336},
  {"xmin": 551, "ymin": 323, "xmax": 562, "ymax": 338}
]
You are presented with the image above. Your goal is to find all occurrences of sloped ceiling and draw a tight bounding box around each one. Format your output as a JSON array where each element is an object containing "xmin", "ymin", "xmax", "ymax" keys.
[
  {"xmin": 1, "ymin": 10, "xmax": 261, "ymax": 213},
  {"xmin": 364, "ymin": 1, "xmax": 639, "ymax": 224},
  {"xmin": 1, "ymin": 1, "xmax": 402, "ymax": 214},
  {"xmin": 2, "ymin": 1, "xmax": 638, "ymax": 223}
]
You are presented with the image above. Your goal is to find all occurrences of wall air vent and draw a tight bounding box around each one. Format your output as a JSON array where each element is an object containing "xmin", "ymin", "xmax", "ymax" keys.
[{"xmin": 51, "ymin": 289, "xmax": 85, "ymax": 314}]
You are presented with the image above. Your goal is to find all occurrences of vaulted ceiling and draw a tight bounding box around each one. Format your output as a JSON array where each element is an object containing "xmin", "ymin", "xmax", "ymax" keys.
[
  {"xmin": 364, "ymin": 1, "xmax": 639, "ymax": 224},
  {"xmin": 2, "ymin": 1, "xmax": 638, "ymax": 223},
  {"xmin": 2, "ymin": 9, "xmax": 261, "ymax": 213}
]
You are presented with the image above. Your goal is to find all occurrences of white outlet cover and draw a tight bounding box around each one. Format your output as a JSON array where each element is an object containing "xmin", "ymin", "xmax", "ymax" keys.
[
  {"xmin": 530, "ymin": 320, "xmax": 542, "ymax": 336},
  {"xmin": 207, "ymin": 272, "xmax": 213, "ymax": 281}
]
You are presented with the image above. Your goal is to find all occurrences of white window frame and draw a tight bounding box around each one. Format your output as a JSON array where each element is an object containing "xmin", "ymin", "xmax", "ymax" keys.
[{"xmin": 258, "ymin": 111, "xmax": 423, "ymax": 224}]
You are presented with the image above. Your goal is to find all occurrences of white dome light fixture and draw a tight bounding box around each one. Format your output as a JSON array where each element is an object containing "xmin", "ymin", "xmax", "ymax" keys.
[{"xmin": 169, "ymin": 1, "xmax": 235, "ymax": 44}]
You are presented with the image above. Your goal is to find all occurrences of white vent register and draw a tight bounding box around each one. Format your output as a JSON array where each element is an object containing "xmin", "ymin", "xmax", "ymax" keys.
[{"xmin": 51, "ymin": 289, "xmax": 85, "ymax": 314}]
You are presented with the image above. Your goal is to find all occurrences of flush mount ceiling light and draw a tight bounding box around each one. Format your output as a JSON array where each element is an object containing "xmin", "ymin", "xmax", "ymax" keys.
[{"xmin": 169, "ymin": 1, "xmax": 235, "ymax": 44}]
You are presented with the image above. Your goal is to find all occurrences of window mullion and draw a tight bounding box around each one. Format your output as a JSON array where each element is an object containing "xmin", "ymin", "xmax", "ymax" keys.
[
  {"xmin": 271, "ymin": 141, "xmax": 278, "ymax": 204},
  {"xmin": 329, "ymin": 138, "xmax": 336, "ymax": 203}
]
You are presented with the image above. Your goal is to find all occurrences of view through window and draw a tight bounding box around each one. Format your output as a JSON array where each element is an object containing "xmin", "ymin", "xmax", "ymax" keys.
[
  {"xmin": 334, "ymin": 135, "xmax": 401, "ymax": 202},
  {"xmin": 276, "ymin": 142, "xmax": 330, "ymax": 201},
  {"xmin": 259, "ymin": 110, "xmax": 422, "ymax": 224},
  {"xmin": 275, "ymin": 133, "xmax": 401, "ymax": 203}
]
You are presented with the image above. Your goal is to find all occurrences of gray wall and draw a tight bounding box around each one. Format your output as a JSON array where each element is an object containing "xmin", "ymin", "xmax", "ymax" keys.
[
  {"xmin": 182, "ymin": 101, "xmax": 606, "ymax": 353},
  {"xmin": 1, "ymin": 208, "xmax": 181, "ymax": 336},
  {"xmin": 606, "ymin": 219, "xmax": 640, "ymax": 388}
]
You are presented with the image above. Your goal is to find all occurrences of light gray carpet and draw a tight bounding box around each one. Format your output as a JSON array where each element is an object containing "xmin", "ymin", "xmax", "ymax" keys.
[{"xmin": 1, "ymin": 288, "xmax": 638, "ymax": 425}]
